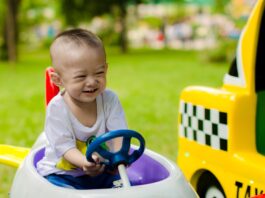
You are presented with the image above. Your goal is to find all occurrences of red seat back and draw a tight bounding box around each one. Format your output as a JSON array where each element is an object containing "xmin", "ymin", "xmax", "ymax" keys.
[{"xmin": 45, "ymin": 67, "xmax": 59, "ymax": 106}]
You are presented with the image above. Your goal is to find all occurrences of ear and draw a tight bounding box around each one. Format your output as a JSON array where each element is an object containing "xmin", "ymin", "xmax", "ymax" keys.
[{"xmin": 50, "ymin": 71, "xmax": 63, "ymax": 87}]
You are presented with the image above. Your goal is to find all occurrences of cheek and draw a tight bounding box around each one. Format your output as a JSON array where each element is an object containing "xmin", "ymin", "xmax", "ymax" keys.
[
  {"xmin": 100, "ymin": 78, "xmax": 107, "ymax": 86},
  {"xmin": 96, "ymin": 76, "xmax": 106, "ymax": 83},
  {"xmin": 67, "ymin": 83, "xmax": 83, "ymax": 92}
]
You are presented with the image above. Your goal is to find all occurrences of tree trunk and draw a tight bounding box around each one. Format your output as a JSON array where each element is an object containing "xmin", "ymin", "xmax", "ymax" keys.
[
  {"xmin": 119, "ymin": 2, "xmax": 127, "ymax": 53},
  {"xmin": 1, "ymin": 23, "xmax": 8, "ymax": 60},
  {"xmin": 4, "ymin": 0, "xmax": 21, "ymax": 62},
  {"xmin": 6, "ymin": 0, "xmax": 16, "ymax": 62}
]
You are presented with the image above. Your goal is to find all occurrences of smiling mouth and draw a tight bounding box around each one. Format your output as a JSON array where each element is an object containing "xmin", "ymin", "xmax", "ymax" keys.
[{"xmin": 83, "ymin": 88, "xmax": 98, "ymax": 93}]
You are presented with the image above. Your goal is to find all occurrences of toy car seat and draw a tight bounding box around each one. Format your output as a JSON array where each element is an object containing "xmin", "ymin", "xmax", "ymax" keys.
[{"xmin": 45, "ymin": 67, "xmax": 60, "ymax": 106}]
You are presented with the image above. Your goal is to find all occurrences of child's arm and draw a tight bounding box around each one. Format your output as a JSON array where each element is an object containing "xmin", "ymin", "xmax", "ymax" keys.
[
  {"xmin": 112, "ymin": 137, "xmax": 123, "ymax": 151},
  {"xmin": 63, "ymin": 148, "xmax": 105, "ymax": 176}
]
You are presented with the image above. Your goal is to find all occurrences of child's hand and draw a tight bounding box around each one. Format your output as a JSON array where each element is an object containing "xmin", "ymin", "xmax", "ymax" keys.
[{"xmin": 82, "ymin": 154, "xmax": 105, "ymax": 177}]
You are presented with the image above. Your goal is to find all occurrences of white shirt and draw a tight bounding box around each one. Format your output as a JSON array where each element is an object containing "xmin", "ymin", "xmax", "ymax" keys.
[{"xmin": 37, "ymin": 89, "xmax": 127, "ymax": 177}]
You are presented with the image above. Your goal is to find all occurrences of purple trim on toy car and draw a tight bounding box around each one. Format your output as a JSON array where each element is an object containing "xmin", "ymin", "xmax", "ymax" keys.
[{"xmin": 33, "ymin": 148, "xmax": 169, "ymax": 186}]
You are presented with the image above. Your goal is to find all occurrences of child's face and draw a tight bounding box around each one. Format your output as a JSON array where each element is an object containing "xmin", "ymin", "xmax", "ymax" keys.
[{"xmin": 55, "ymin": 45, "xmax": 107, "ymax": 104}]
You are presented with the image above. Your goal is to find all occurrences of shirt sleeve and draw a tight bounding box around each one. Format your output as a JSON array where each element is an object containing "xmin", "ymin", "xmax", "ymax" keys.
[
  {"xmin": 104, "ymin": 90, "xmax": 128, "ymax": 131},
  {"xmin": 45, "ymin": 101, "xmax": 76, "ymax": 158}
]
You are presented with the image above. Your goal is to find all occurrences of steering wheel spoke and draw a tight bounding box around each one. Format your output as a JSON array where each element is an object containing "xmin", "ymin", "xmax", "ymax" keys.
[
  {"xmin": 120, "ymin": 137, "xmax": 131, "ymax": 153},
  {"xmin": 95, "ymin": 145, "xmax": 113, "ymax": 160}
]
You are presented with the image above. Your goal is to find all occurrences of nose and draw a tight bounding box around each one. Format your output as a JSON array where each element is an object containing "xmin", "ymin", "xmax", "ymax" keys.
[{"xmin": 85, "ymin": 76, "xmax": 97, "ymax": 86}]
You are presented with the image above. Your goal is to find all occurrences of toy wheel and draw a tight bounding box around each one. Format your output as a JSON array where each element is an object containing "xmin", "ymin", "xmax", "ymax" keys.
[
  {"xmin": 205, "ymin": 185, "xmax": 225, "ymax": 198},
  {"xmin": 197, "ymin": 171, "xmax": 226, "ymax": 198}
]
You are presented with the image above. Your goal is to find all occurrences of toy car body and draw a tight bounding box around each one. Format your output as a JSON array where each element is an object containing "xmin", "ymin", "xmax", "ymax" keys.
[
  {"xmin": 9, "ymin": 133, "xmax": 197, "ymax": 198},
  {"xmin": 177, "ymin": 0, "xmax": 265, "ymax": 197}
]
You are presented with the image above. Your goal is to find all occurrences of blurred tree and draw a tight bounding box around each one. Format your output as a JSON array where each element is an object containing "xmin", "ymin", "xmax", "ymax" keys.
[
  {"xmin": 61, "ymin": 0, "xmax": 137, "ymax": 53},
  {"xmin": 143, "ymin": 0, "xmax": 182, "ymax": 3},
  {"xmin": 19, "ymin": 0, "xmax": 60, "ymax": 47},
  {"xmin": 0, "ymin": 0, "xmax": 21, "ymax": 62},
  {"xmin": 0, "ymin": 3, "xmax": 6, "ymax": 59},
  {"xmin": 19, "ymin": 0, "xmax": 59, "ymax": 27},
  {"xmin": 213, "ymin": 0, "xmax": 229, "ymax": 13}
]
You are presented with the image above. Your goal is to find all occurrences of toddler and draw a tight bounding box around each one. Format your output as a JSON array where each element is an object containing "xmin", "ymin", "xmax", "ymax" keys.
[{"xmin": 37, "ymin": 28, "xmax": 127, "ymax": 189}]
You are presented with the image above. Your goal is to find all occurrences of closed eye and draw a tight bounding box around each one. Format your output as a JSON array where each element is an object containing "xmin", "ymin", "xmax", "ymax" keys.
[
  {"xmin": 75, "ymin": 75, "xmax": 86, "ymax": 79},
  {"xmin": 96, "ymin": 71, "xmax": 104, "ymax": 75}
]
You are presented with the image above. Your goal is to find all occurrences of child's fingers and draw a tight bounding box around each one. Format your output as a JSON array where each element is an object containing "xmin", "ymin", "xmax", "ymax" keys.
[
  {"xmin": 98, "ymin": 164, "xmax": 105, "ymax": 173},
  {"xmin": 92, "ymin": 154, "xmax": 100, "ymax": 164},
  {"xmin": 82, "ymin": 159, "xmax": 96, "ymax": 171},
  {"xmin": 82, "ymin": 154, "xmax": 106, "ymax": 176}
]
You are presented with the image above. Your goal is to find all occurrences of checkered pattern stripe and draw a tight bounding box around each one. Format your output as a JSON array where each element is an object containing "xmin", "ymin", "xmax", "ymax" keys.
[{"xmin": 179, "ymin": 101, "xmax": 228, "ymax": 151}]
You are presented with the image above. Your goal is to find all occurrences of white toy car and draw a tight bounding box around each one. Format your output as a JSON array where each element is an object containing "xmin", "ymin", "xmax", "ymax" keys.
[{"xmin": 9, "ymin": 130, "xmax": 198, "ymax": 198}]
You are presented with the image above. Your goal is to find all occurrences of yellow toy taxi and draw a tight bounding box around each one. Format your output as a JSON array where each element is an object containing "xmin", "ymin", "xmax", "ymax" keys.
[{"xmin": 177, "ymin": 0, "xmax": 265, "ymax": 197}]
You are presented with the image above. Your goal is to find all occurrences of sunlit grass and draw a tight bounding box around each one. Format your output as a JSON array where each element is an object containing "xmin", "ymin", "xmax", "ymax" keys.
[{"xmin": 0, "ymin": 47, "xmax": 229, "ymax": 197}]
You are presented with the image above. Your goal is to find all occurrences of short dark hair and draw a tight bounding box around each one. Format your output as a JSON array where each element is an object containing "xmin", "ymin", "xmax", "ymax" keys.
[
  {"xmin": 50, "ymin": 28, "xmax": 106, "ymax": 71},
  {"xmin": 54, "ymin": 28, "xmax": 104, "ymax": 49}
]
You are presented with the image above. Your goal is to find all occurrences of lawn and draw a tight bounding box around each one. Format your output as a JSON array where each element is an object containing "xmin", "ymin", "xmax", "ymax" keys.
[{"xmin": 0, "ymin": 47, "xmax": 229, "ymax": 197}]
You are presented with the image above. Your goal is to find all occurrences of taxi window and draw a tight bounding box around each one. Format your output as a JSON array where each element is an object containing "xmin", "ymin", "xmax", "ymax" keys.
[
  {"xmin": 228, "ymin": 57, "xmax": 239, "ymax": 77},
  {"xmin": 223, "ymin": 50, "xmax": 245, "ymax": 87},
  {"xmin": 255, "ymin": 5, "xmax": 265, "ymax": 156},
  {"xmin": 255, "ymin": 5, "xmax": 265, "ymax": 92}
]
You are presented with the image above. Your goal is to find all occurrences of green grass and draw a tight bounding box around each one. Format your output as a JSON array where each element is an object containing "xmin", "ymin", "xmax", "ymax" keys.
[{"xmin": 0, "ymin": 47, "xmax": 229, "ymax": 197}]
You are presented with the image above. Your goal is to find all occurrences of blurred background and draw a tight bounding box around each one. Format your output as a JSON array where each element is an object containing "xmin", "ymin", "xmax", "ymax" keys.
[{"xmin": 0, "ymin": 0, "xmax": 256, "ymax": 196}]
